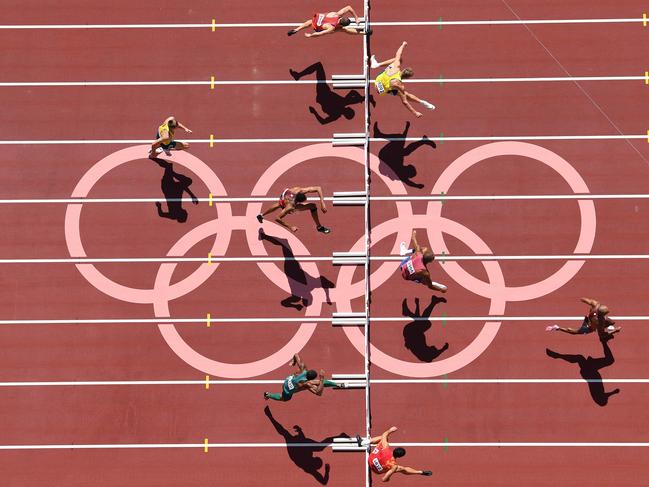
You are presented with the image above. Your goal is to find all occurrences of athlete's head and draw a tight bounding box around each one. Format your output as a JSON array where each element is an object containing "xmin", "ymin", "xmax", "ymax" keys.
[
  {"xmin": 393, "ymin": 447, "xmax": 406, "ymax": 458},
  {"xmin": 598, "ymin": 305, "xmax": 610, "ymax": 315},
  {"xmin": 295, "ymin": 192, "xmax": 307, "ymax": 203},
  {"xmin": 401, "ymin": 67, "xmax": 414, "ymax": 79},
  {"xmin": 340, "ymin": 17, "xmax": 351, "ymax": 27},
  {"xmin": 306, "ymin": 369, "xmax": 318, "ymax": 380},
  {"xmin": 168, "ymin": 118, "xmax": 178, "ymax": 129},
  {"xmin": 177, "ymin": 209, "xmax": 188, "ymax": 223},
  {"xmin": 422, "ymin": 250, "xmax": 435, "ymax": 264}
]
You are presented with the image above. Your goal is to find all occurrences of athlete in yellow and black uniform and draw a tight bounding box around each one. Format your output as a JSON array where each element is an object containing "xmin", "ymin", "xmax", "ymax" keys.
[
  {"xmin": 149, "ymin": 116, "xmax": 193, "ymax": 158},
  {"xmin": 370, "ymin": 41, "xmax": 436, "ymax": 118}
]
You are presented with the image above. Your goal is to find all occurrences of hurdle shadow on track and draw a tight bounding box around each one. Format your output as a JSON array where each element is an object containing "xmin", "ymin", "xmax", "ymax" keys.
[
  {"xmin": 259, "ymin": 229, "xmax": 334, "ymax": 310},
  {"xmin": 265, "ymin": 406, "xmax": 349, "ymax": 485},
  {"xmin": 402, "ymin": 296, "xmax": 449, "ymax": 362},
  {"xmin": 289, "ymin": 61, "xmax": 370, "ymax": 125},
  {"xmin": 546, "ymin": 339, "xmax": 620, "ymax": 406},
  {"xmin": 372, "ymin": 121, "xmax": 436, "ymax": 189},
  {"xmin": 151, "ymin": 157, "xmax": 198, "ymax": 223}
]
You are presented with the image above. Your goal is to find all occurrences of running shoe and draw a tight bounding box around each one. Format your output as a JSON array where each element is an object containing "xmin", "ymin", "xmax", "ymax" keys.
[
  {"xmin": 263, "ymin": 392, "xmax": 270, "ymax": 400},
  {"xmin": 422, "ymin": 101, "xmax": 436, "ymax": 110},
  {"xmin": 399, "ymin": 242, "xmax": 413, "ymax": 256},
  {"xmin": 162, "ymin": 147, "xmax": 172, "ymax": 156},
  {"xmin": 370, "ymin": 55, "xmax": 380, "ymax": 69},
  {"xmin": 546, "ymin": 325, "xmax": 560, "ymax": 332},
  {"xmin": 422, "ymin": 471, "xmax": 433, "ymax": 476},
  {"xmin": 287, "ymin": 29, "xmax": 297, "ymax": 36},
  {"xmin": 317, "ymin": 226, "xmax": 331, "ymax": 234}
]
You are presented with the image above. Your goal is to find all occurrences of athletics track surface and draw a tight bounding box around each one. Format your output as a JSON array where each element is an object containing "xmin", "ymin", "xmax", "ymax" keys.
[{"xmin": 1, "ymin": 1, "xmax": 649, "ymax": 486}]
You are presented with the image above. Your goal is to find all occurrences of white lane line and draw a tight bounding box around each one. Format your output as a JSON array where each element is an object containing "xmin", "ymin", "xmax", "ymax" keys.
[
  {"xmin": 0, "ymin": 378, "xmax": 647, "ymax": 387},
  {"xmin": 0, "ymin": 18, "xmax": 643, "ymax": 29},
  {"xmin": 1, "ymin": 254, "xmax": 649, "ymax": 264},
  {"xmin": 1, "ymin": 193, "xmax": 649, "ymax": 204},
  {"xmin": 0, "ymin": 135, "xmax": 645, "ymax": 145},
  {"xmin": 0, "ymin": 315, "xmax": 645, "ymax": 326},
  {"xmin": 0, "ymin": 75, "xmax": 642, "ymax": 87},
  {"xmin": 0, "ymin": 441, "xmax": 646, "ymax": 450}
]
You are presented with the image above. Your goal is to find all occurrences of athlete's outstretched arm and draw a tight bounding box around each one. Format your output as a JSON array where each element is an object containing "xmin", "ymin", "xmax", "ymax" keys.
[
  {"xmin": 409, "ymin": 230, "xmax": 421, "ymax": 253},
  {"xmin": 393, "ymin": 41, "xmax": 407, "ymax": 69},
  {"xmin": 398, "ymin": 89, "xmax": 422, "ymax": 118},
  {"xmin": 381, "ymin": 465, "xmax": 399, "ymax": 482},
  {"xmin": 288, "ymin": 20, "xmax": 312, "ymax": 36},
  {"xmin": 308, "ymin": 370, "xmax": 326, "ymax": 396},
  {"xmin": 291, "ymin": 353, "xmax": 307, "ymax": 372},
  {"xmin": 300, "ymin": 186, "xmax": 327, "ymax": 212},
  {"xmin": 580, "ymin": 297, "xmax": 599, "ymax": 307},
  {"xmin": 337, "ymin": 5, "xmax": 360, "ymax": 21},
  {"xmin": 369, "ymin": 426, "xmax": 398, "ymax": 445}
]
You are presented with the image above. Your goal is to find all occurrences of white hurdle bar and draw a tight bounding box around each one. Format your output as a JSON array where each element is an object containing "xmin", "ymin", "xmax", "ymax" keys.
[
  {"xmin": 332, "ymin": 312, "xmax": 367, "ymax": 326},
  {"xmin": 333, "ymin": 191, "xmax": 367, "ymax": 206},
  {"xmin": 332, "ymin": 74, "xmax": 365, "ymax": 90},
  {"xmin": 332, "ymin": 436, "xmax": 365, "ymax": 452},
  {"xmin": 332, "ymin": 251, "xmax": 367, "ymax": 265},
  {"xmin": 332, "ymin": 133, "xmax": 366, "ymax": 147},
  {"xmin": 332, "ymin": 373, "xmax": 367, "ymax": 381}
]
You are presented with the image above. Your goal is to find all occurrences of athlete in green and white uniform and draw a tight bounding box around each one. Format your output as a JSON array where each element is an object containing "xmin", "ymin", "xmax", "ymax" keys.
[{"xmin": 264, "ymin": 354, "xmax": 343, "ymax": 401}]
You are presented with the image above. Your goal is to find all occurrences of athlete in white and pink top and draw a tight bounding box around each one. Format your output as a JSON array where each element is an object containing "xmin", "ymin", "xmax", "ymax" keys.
[
  {"xmin": 287, "ymin": 5, "xmax": 371, "ymax": 38},
  {"xmin": 399, "ymin": 230, "xmax": 447, "ymax": 293}
]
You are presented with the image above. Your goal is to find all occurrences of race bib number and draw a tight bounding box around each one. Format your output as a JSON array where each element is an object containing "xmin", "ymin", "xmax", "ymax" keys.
[
  {"xmin": 285, "ymin": 375, "xmax": 295, "ymax": 390},
  {"xmin": 372, "ymin": 458, "xmax": 384, "ymax": 472},
  {"xmin": 406, "ymin": 260, "xmax": 415, "ymax": 275},
  {"xmin": 316, "ymin": 14, "xmax": 325, "ymax": 26},
  {"xmin": 375, "ymin": 80, "xmax": 385, "ymax": 94}
]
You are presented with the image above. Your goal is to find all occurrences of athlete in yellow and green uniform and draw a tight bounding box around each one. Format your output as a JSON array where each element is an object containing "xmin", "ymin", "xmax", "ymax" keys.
[
  {"xmin": 263, "ymin": 354, "xmax": 343, "ymax": 401},
  {"xmin": 371, "ymin": 41, "xmax": 436, "ymax": 118},
  {"xmin": 149, "ymin": 116, "xmax": 193, "ymax": 158}
]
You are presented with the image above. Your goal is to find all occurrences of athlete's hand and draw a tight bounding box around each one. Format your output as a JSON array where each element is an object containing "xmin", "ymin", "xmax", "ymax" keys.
[
  {"xmin": 185, "ymin": 128, "xmax": 193, "ymax": 134},
  {"xmin": 402, "ymin": 41, "xmax": 408, "ymax": 47},
  {"xmin": 414, "ymin": 111, "xmax": 423, "ymax": 118},
  {"xmin": 321, "ymin": 203, "xmax": 327, "ymax": 213},
  {"xmin": 305, "ymin": 33, "xmax": 312, "ymax": 38},
  {"xmin": 290, "ymin": 226, "xmax": 298, "ymax": 233},
  {"xmin": 389, "ymin": 426, "xmax": 398, "ymax": 432}
]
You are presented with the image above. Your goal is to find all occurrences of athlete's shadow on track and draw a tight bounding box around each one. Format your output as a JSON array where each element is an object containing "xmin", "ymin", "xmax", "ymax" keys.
[
  {"xmin": 402, "ymin": 296, "xmax": 449, "ymax": 362},
  {"xmin": 265, "ymin": 406, "xmax": 349, "ymax": 484},
  {"xmin": 151, "ymin": 157, "xmax": 198, "ymax": 223},
  {"xmin": 546, "ymin": 339, "xmax": 620, "ymax": 406},
  {"xmin": 373, "ymin": 121, "xmax": 436, "ymax": 189},
  {"xmin": 290, "ymin": 61, "xmax": 372, "ymax": 125},
  {"xmin": 259, "ymin": 229, "xmax": 334, "ymax": 310}
]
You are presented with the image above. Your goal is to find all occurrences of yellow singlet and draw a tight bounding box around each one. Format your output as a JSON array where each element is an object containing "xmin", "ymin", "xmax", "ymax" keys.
[
  {"xmin": 374, "ymin": 69, "xmax": 402, "ymax": 96},
  {"xmin": 157, "ymin": 122, "xmax": 175, "ymax": 141}
]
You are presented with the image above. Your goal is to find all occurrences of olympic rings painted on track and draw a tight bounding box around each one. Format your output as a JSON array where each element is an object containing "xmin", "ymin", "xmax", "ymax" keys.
[{"xmin": 65, "ymin": 142, "xmax": 596, "ymax": 378}]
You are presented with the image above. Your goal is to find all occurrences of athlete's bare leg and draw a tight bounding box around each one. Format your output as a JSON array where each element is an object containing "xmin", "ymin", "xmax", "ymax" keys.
[
  {"xmin": 296, "ymin": 202, "xmax": 322, "ymax": 226},
  {"xmin": 399, "ymin": 467, "xmax": 425, "ymax": 475},
  {"xmin": 288, "ymin": 20, "xmax": 312, "ymax": 36},
  {"xmin": 260, "ymin": 203, "xmax": 281, "ymax": 217}
]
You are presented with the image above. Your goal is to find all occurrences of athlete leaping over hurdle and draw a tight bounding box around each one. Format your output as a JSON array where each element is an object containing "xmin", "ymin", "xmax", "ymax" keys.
[
  {"xmin": 371, "ymin": 42, "xmax": 436, "ymax": 118},
  {"xmin": 287, "ymin": 5, "xmax": 371, "ymax": 38},
  {"xmin": 399, "ymin": 230, "xmax": 447, "ymax": 293}
]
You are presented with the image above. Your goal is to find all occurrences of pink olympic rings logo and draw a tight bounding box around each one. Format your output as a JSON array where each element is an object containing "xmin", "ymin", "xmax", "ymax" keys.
[{"xmin": 64, "ymin": 142, "xmax": 596, "ymax": 378}]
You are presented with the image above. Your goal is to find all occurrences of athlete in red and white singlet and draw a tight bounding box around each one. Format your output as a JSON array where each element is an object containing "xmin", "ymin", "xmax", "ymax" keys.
[
  {"xmin": 256, "ymin": 185, "xmax": 331, "ymax": 234},
  {"xmin": 368, "ymin": 444, "xmax": 396, "ymax": 474},
  {"xmin": 287, "ymin": 5, "xmax": 371, "ymax": 38},
  {"xmin": 365, "ymin": 427, "xmax": 432, "ymax": 482},
  {"xmin": 398, "ymin": 230, "xmax": 447, "ymax": 293},
  {"xmin": 312, "ymin": 12, "xmax": 341, "ymax": 31}
]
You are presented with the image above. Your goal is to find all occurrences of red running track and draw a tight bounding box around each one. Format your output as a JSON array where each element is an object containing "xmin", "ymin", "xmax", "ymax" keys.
[{"xmin": 1, "ymin": 1, "xmax": 649, "ymax": 486}]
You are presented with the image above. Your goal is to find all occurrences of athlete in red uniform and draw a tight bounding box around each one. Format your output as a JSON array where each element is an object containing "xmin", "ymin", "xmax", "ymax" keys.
[
  {"xmin": 366, "ymin": 427, "xmax": 431, "ymax": 482},
  {"xmin": 287, "ymin": 5, "xmax": 371, "ymax": 38},
  {"xmin": 399, "ymin": 230, "xmax": 447, "ymax": 293},
  {"xmin": 546, "ymin": 297, "xmax": 621, "ymax": 339},
  {"xmin": 256, "ymin": 185, "xmax": 331, "ymax": 234}
]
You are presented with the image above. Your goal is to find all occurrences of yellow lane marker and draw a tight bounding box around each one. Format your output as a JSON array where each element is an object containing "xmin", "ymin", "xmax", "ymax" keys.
[
  {"xmin": 204, "ymin": 438, "xmax": 209, "ymax": 453},
  {"xmin": 646, "ymin": 129, "xmax": 649, "ymax": 143},
  {"xmin": 212, "ymin": 18, "xmax": 216, "ymax": 31},
  {"xmin": 210, "ymin": 75, "xmax": 215, "ymax": 90},
  {"xmin": 645, "ymin": 71, "xmax": 648, "ymax": 85},
  {"xmin": 205, "ymin": 375, "xmax": 210, "ymax": 389},
  {"xmin": 209, "ymin": 193, "xmax": 213, "ymax": 207},
  {"xmin": 643, "ymin": 13, "xmax": 647, "ymax": 27},
  {"xmin": 209, "ymin": 134, "xmax": 215, "ymax": 148},
  {"xmin": 208, "ymin": 252, "xmax": 212, "ymax": 265},
  {"xmin": 207, "ymin": 312, "xmax": 211, "ymax": 327}
]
